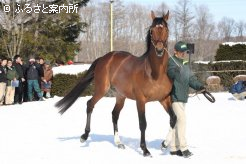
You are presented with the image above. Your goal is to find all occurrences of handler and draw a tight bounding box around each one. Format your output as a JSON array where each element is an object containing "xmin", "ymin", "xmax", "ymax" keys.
[{"xmin": 163, "ymin": 41, "xmax": 205, "ymax": 158}]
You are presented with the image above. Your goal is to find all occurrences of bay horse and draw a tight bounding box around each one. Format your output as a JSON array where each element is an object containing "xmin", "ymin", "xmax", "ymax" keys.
[{"xmin": 55, "ymin": 11, "xmax": 176, "ymax": 157}]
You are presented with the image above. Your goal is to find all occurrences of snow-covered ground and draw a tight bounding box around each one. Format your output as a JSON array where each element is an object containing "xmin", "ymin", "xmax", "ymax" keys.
[
  {"xmin": 0, "ymin": 92, "xmax": 246, "ymax": 164},
  {"xmin": 0, "ymin": 64, "xmax": 246, "ymax": 164}
]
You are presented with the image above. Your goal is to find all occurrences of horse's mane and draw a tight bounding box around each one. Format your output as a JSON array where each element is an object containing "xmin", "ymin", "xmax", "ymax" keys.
[
  {"xmin": 140, "ymin": 16, "xmax": 168, "ymax": 59},
  {"xmin": 139, "ymin": 28, "xmax": 151, "ymax": 59}
]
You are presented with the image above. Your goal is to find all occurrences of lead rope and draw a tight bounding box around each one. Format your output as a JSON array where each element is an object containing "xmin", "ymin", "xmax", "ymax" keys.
[
  {"xmin": 189, "ymin": 91, "xmax": 201, "ymax": 100},
  {"xmin": 163, "ymin": 47, "xmax": 181, "ymax": 68},
  {"xmin": 163, "ymin": 47, "xmax": 216, "ymax": 103},
  {"xmin": 189, "ymin": 89, "xmax": 216, "ymax": 103}
]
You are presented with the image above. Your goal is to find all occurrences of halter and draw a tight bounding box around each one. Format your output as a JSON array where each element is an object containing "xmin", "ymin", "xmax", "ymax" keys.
[{"xmin": 150, "ymin": 24, "xmax": 168, "ymax": 57}]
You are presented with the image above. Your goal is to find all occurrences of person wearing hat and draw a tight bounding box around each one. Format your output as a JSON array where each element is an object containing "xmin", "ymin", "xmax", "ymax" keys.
[
  {"xmin": 26, "ymin": 57, "xmax": 44, "ymax": 101},
  {"xmin": 162, "ymin": 41, "xmax": 205, "ymax": 158}
]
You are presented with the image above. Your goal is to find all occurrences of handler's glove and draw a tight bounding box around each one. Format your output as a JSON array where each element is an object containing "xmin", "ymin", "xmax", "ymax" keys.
[{"xmin": 199, "ymin": 86, "xmax": 206, "ymax": 93}]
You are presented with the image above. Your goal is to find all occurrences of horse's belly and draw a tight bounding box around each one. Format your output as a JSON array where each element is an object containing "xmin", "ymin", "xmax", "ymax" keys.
[
  {"xmin": 143, "ymin": 78, "xmax": 172, "ymax": 101},
  {"xmin": 145, "ymin": 86, "xmax": 170, "ymax": 101},
  {"xmin": 112, "ymin": 79, "xmax": 136, "ymax": 99}
]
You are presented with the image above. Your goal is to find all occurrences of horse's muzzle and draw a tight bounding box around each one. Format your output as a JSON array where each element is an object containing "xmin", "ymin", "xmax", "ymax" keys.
[{"xmin": 155, "ymin": 42, "xmax": 165, "ymax": 57}]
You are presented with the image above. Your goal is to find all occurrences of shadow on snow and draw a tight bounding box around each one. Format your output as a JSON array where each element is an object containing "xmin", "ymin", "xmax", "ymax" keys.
[{"xmin": 57, "ymin": 133, "xmax": 165, "ymax": 155}]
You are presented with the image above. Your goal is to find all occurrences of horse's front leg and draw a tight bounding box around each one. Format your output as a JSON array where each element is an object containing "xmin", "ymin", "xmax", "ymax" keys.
[
  {"xmin": 136, "ymin": 100, "xmax": 151, "ymax": 157},
  {"xmin": 160, "ymin": 96, "xmax": 177, "ymax": 129},
  {"xmin": 159, "ymin": 96, "xmax": 177, "ymax": 149}
]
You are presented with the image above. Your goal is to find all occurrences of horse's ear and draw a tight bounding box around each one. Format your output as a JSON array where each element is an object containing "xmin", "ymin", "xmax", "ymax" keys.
[
  {"xmin": 151, "ymin": 10, "xmax": 156, "ymax": 20},
  {"xmin": 163, "ymin": 10, "xmax": 169, "ymax": 21}
]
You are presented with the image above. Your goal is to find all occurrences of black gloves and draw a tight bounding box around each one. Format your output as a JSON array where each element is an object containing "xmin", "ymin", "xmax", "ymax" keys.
[{"xmin": 199, "ymin": 86, "xmax": 206, "ymax": 92}]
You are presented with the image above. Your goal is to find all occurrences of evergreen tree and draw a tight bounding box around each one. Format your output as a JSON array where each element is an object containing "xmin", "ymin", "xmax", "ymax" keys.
[
  {"xmin": 215, "ymin": 44, "xmax": 246, "ymax": 61},
  {"xmin": 0, "ymin": 0, "xmax": 89, "ymax": 63}
]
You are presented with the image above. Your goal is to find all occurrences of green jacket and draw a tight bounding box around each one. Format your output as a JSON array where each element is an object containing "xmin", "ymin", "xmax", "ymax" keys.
[
  {"xmin": 167, "ymin": 55, "xmax": 204, "ymax": 103},
  {"xmin": 6, "ymin": 66, "xmax": 19, "ymax": 86}
]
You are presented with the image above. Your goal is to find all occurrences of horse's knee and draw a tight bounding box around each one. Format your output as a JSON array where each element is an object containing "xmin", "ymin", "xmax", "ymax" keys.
[
  {"xmin": 112, "ymin": 110, "xmax": 119, "ymax": 123},
  {"xmin": 140, "ymin": 121, "xmax": 147, "ymax": 131},
  {"xmin": 86, "ymin": 100, "xmax": 94, "ymax": 113},
  {"xmin": 139, "ymin": 117, "xmax": 147, "ymax": 131},
  {"xmin": 112, "ymin": 99, "xmax": 125, "ymax": 123},
  {"xmin": 137, "ymin": 111, "xmax": 147, "ymax": 131}
]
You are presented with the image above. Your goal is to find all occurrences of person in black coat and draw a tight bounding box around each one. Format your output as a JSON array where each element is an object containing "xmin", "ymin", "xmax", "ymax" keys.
[
  {"xmin": 25, "ymin": 57, "xmax": 44, "ymax": 101},
  {"xmin": 12, "ymin": 55, "xmax": 26, "ymax": 104}
]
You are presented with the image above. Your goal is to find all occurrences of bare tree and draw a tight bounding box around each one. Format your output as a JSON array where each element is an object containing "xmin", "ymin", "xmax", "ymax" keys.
[
  {"xmin": 218, "ymin": 17, "xmax": 235, "ymax": 41},
  {"xmin": 112, "ymin": 0, "xmax": 127, "ymax": 51},
  {"xmin": 78, "ymin": 0, "xmax": 244, "ymax": 63},
  {"xmin": 0, "ymin": 0, "xmax": 29, "ymax": 58},
  {"xmin": 0, "ymin": 0, "xmax": 62, "ymax": 58},
  {"xmin": 173, "ymin": 0, "xmax": 194, "ymax": 42},
  {"xmin": 78, "ymin": 0, "xmax": 151, "ymax": 61},
  {"xmin": 156, "ymin": 2, "xmax": 169, "ymax": 16},
  {"xmin": 78, "ymin": 0, "xmax": 96, "ymax": 62},
  {"xmin": 193, "ymin": 4, "xmax": 217, "ymax": 60},
  {"xmin": 123, "ymin": 3, "xmax": 149, "ymax": 56},
  {"xmin": 79, "ymin": 1, "xmax": 110, "ymax": 61},
  {"xmin": 235, "ymin": 20, "xmax": 246, "ymax": 41}
]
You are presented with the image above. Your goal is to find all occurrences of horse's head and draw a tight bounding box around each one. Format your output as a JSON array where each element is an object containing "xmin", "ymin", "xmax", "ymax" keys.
[{"xmin": 150, "ymin": 11, "xmax": 169, "ymax": 57}]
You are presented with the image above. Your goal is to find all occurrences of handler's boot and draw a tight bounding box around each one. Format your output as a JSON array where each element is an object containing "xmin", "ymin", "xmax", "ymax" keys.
[
  {"xmin": 170, "ymin": 150, "xmax": 183, "ymax": 156},
  {"xmin": 182, "ymin": 149, "xmax": 193, "ymax": 158}
]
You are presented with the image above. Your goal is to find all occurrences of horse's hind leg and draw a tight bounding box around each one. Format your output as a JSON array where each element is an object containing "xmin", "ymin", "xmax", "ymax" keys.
[
  {"xmin": 80, "ymin": 81, "xmax": 110, "ymax": 142},
  {"xmin": 112, "ymin": 94, "xmax": 126, "ymax": 149},
  {"xmin": 80, "ymin": 98, "xmax": 95, "ymax": 142}
]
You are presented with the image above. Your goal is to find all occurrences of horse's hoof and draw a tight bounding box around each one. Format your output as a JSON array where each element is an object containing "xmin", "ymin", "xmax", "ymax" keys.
[
  {"xmin": 117, "ymin": 144, "xmax": 125, "ymax": 149},
  {"xmin": 80, "ymin": 137, "xmax": 86, "ymax": 143},
  {"xmin": 143, "ymin": 152, "xmax": 152, "ymax": 157},
  {"xmin": 80, "ymin": 134, "xmax": 87, "ymax": 143},
  {"xmin": 161, "ymin": 140, "xmax": 167, "ymax": 150}
]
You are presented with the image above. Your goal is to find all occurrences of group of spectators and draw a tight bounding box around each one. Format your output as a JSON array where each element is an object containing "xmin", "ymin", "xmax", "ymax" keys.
[{"xmin": 0, "ymin": 55, "xmax": 53, "ymax": 106}]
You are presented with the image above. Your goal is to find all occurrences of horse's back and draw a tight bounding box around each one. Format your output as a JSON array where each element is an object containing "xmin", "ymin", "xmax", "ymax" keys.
[
  {"xmin": 93, "ymin": 51, "xmax": 141, "ymax": 98},
  {"xmin": 95, "ymin": 51, "xmax": 138, "ymax": 73}
]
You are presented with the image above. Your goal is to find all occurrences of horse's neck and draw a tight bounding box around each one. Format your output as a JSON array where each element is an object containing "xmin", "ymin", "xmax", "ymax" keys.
[{"xmin": 147, "ymin": 49, "xmax": 168, "ymax": 80}]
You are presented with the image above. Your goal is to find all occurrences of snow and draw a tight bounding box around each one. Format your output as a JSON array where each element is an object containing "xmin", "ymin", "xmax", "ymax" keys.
[
  {"xmin": 222, "ymin": 42, "xmax": 246, "ymax": 46},
  {"xmin": 52, "ymin": 64, "xmax": 91, "ymax": 76},
  {"xmin": 1, "ymin": 65, "xmax": 246, "ymax": 164},
  {"xmin": 193, "ymin": 61, "xmax": 210, "ymax": 64},
  {"xmin": 194, "ymin": 60, "xmax": 246, "ymax": 65}
]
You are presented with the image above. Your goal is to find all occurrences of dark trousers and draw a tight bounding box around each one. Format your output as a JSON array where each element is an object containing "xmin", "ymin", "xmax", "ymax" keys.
[
  {"xmin": 27, "ymin": 80, "xmax": 42, "ymax": 101},
  {"xmin": 14, "ymin": 80, "xmax": 24, "ymax": 103}
]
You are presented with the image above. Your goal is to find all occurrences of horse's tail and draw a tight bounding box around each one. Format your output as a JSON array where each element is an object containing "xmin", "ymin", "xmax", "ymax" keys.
[{"xmin": 55, "ymin": 58, "xmax": 100, "ymax": 114}]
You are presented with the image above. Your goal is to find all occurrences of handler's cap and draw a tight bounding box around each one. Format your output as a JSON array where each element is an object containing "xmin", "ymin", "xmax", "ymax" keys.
[{"xmin": 174, "ymin": 41, "xmax": 189, "ymax": 52}]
